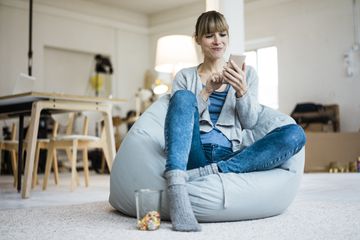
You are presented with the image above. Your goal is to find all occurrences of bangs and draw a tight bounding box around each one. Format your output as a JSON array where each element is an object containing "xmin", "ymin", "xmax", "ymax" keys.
[{"xmin": 204, "ymin": 18, "xmax": 228, "ymax": 35}]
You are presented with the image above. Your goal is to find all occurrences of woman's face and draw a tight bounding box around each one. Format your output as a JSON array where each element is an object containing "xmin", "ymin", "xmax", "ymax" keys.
[{"xmin": 198, "ymin": 31, "xmax": 228, "ymax": 61}]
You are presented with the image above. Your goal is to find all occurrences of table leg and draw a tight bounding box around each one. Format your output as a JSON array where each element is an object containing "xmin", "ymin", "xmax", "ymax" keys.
[
  {"xmin": 102, "ymin": 109, "xmax": 115, "ymax": 171},
  {"xmin": 17, "ymin": 115, "xmax": 24, "ymax": 192},
  {"xmin": 22, "ymin": 102, "xmax": 42, "ymax": 198}
]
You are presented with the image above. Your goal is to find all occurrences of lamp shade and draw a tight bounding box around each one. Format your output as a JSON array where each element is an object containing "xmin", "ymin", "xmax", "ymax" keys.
[{"xmin": 155, "ymin": 35, "xmax": 198, "ymax": 75}]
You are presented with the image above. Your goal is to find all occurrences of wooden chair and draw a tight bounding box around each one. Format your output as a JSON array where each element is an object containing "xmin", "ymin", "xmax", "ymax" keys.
[
  {"xmin": 0, "ymin": 123, "xmax": 18, "ymax": 187},
  {"xmin": 31, "ymin": 113, "xmax": 79, "ymax": 189},
  {"xmin": 31, "ymin": 121, "xmax": 60, "ymax": 188},
  {"xmin": 42, "ymin": 112, "xmax": 110, "ymax": 191},
  {"xmin": 0, "ymin": 121, "xmax": 60, "ymax": 188}
]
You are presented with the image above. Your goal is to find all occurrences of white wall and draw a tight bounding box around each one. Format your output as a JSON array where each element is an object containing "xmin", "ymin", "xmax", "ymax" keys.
[
  {"xmin": 0, "ymin": 1, "xmax": 28, "ymax": 94},
  {"xmin": 0, "ymin": 0, "xmax": 149, "ymax": 117},
  {"xmin": 245, "ymin": 0, "xmax": 360, "ymax": 131}
]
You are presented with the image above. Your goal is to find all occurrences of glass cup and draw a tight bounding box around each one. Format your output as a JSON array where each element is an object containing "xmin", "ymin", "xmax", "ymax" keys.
[{"xmin": 135, "ymin": 189, "xmax": 163, "ymax": 231}]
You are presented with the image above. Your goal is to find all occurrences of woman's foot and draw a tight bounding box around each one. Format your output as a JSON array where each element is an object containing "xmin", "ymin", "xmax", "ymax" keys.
[
  {"xmin": 165, "ymin": 170, "xmax": 201, "ymax": 232},
  {"xmin": 186, "ymin": 163, "xmax": 219, "ymax": 181}
]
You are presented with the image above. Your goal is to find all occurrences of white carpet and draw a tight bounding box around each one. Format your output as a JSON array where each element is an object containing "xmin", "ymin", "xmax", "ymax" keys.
[{"xmin": 1, "ymin": 173, "xmax": 360, "ymax": 240}]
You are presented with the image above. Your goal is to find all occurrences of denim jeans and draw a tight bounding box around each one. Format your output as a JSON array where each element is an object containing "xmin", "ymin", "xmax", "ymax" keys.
[{"xmin": 164, "ymin": 90, "xmax": 306, "ymax": 173}]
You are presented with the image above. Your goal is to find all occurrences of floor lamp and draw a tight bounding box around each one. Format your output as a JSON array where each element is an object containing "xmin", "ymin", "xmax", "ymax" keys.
[{"xmin": 154, "ymin": 35, "xmax": 198, "ymax": 94}]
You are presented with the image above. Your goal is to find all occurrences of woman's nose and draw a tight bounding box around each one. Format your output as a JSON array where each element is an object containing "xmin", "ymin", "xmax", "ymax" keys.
[{"xmin": 213, "ymin": 35, "xmax": 220, "ymax": 44}]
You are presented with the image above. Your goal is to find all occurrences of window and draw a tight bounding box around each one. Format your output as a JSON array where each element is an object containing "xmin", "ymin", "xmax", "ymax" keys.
[{"xmin": 244, "ymin": 46, "xmax": 279, "ymax": 109}]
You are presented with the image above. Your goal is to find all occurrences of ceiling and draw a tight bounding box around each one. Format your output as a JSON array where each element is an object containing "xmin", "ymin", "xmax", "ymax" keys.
[
  {"xmin": 84, "ymin": 0, "xmax": 203, "ymax": 15},
  {"xmin": 84, "ymin": 0, "xmax": 258, "ymax": 15}
]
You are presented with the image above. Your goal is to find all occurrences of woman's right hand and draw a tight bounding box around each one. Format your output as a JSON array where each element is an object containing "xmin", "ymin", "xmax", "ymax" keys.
[{"xmin": 200, "ymin": 73, "xmax": 223, "ymax": 101}]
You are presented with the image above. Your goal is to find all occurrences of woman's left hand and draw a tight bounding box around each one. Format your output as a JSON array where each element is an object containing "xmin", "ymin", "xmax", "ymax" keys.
[{"xmin": 223, "ymin": 60, "xmax": 247, "ymax": 98}]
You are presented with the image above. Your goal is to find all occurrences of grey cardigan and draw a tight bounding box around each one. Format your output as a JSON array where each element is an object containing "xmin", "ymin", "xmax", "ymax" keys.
[{"xmin": 171, "ymin": 65, "xmax": 295, "ymax": 152}]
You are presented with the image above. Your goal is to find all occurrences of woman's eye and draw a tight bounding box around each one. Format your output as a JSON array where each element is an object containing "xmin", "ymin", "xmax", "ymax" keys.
[
  {"xmin": 205, "ymin": 34, "xmax": 213, "ymax": 38},
  {"xmin": 220, "ymin": 33, "xmax": 227, "ymax": 37}
]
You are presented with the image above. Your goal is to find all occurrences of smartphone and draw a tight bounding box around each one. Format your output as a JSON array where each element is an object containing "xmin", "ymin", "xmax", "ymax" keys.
[{"xmin": 228, "ymin": 54, "xmax": 246, "ymax": 69}]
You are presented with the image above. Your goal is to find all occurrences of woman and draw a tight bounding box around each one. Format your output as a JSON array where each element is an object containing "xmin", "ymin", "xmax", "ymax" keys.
[{"xmin": 164, "ymin": 10, "xmax": 306, "ymax": 232}]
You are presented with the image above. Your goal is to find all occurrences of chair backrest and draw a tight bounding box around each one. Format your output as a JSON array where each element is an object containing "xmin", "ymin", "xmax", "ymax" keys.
[
  {"xmin": 82, "ymin": 116, "xmax": 89, "ymax": 136},
  {"xmin": 52, "ymin": 112, "xmax": 100, "ymax": 137},
  {"xmin": 51, "ymin": 113, "xmax": 75, "ymax": 136},
  {"xmin": 80, "ymin": 111, "xmax": 102, "ymax": 136},
  {"xmin": 65, "ymin": 113, "xmax": 75, "ymax": 135},
  {"xmin": 10, "ymin": 123, "xmax": 16, "ymax": 141},
  {"xmin": 52, "ymin": 121, "xmax": 59, "ymax": 138},
  {"xmin": 0, "ymin": 123, "xmax": 17, "ymax": 145},
  {"xmin": 3, "ymin": 122, "xmax": 33, "ymax": 142}
]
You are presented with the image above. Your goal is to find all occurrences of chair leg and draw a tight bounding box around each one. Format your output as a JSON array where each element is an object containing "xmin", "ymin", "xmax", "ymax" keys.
[
  {"xmin": 102, "ymin": 145, "xmax": 111, "ymax": 173},
  {"xmin": 42, "ymin": 142, "xmax": 54, "ymax": 191},
  {"xmin": 32, "ymin": 144, "xmax": 41, "ymax": 188},
  {"xmin": 66, "ymin": 148, "xmax": 79, "ymax": 185},
  {"xmin": 65, "ymin": 149, "xmax": 72, "ymax": 166},
  {"xmin": 71, "ymin": 140, "xmax": 78, "ymax": 191},
  {"xmin": 53, "ymin": 149, "xmax": 59, "ymax": 185},
  {"xmin": 10, "ymin": 150, "xmax": 18, "ymax": 188},
  {"xmin": 83, "ymin": 148, "xmax": 89, "ymax": 187},
  {"xmin": 75, "ymin": 152, "xmax": 80, "ymax": 187}
]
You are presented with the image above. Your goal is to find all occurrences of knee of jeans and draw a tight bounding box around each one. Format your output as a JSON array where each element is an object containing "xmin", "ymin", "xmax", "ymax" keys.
[
  {"xmin": 171, "ymin": 90, "xmax": 196, "ymax": 107},
  {"xmin": 285, "ymin": 124, "xmax": 306, "ymax": 147}
]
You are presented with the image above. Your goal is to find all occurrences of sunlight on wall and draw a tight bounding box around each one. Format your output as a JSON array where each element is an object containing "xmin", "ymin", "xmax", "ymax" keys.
[{"xmin": 245, "ymin": 46, "xmax": 278, "ymax": 109}]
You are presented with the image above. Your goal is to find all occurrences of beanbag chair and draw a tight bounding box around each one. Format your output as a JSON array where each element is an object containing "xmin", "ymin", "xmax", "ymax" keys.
[{"xmin": 109, "ymin": 95, "xmax": 305, "ymax": 222}]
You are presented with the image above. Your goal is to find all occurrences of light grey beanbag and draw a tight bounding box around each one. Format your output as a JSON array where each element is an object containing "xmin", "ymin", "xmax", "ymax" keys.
[{"xmin": 109, "ymin": 94, "xmax": 305, "ymax": 222}]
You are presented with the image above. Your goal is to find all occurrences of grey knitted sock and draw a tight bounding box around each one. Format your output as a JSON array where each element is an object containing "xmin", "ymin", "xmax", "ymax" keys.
[
  {"xmin": 187, "ymin": 163, "xmax": 219, "ymax": 182},
  {"xmin": 164, "ymin": 170, "xmax": 201, "ymax": 232}
]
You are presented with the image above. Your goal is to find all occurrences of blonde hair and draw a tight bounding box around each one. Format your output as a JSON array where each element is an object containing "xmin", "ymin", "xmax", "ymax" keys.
[{"xmin": 194, "ymin": 11, "xmax": 229, "ymax": 42}]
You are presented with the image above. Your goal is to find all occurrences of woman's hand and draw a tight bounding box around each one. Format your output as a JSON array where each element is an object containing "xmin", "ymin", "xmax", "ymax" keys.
[
  {"xmin": 223, "ymin": 60, "xmax": 247, "ymax": 98},
  {"xmin": 205, "ymin": 72, "xmax": 224, "ymax": 93},
  {"xmin": 200, "ymin": 72, "xmax": 224, "ymax": 101}
]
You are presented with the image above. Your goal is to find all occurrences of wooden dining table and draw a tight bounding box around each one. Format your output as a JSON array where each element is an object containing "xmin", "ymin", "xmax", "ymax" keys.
[{"xmin": 0, "ymin": 91, "xmax": 125, "ymax": 198}]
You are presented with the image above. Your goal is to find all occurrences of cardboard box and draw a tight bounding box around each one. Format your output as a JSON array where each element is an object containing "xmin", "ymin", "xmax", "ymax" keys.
[{"xmin": 305, "ymin": 132, "xmax": 360, "ymax": 172}]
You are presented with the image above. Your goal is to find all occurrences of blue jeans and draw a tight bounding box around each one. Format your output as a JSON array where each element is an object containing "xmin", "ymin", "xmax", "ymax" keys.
[{"xmin": 164, "ymin": 90, "xmax": 306, "ymax": 173}]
